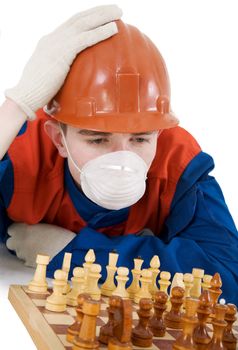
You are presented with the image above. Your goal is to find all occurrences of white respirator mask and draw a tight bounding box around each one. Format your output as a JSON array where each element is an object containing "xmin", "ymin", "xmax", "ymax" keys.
[{"xmin": 59, "ymin": 125, "xmax": 149, "ymax": 210}]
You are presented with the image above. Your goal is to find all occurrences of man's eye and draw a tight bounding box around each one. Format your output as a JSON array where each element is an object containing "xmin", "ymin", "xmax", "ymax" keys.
[
  {"xmin": 134, "ymin": 137, "xmax": 150, "ymax": 143},
  {"xmin": 87, "ymin": 138, "xmax": 109, "ymax": 144}
]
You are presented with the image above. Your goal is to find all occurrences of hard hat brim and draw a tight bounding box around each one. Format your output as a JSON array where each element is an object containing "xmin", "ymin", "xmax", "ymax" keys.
[{"xmin": 48, "ymin": 111, "xmax": 179, "ymax": 132}]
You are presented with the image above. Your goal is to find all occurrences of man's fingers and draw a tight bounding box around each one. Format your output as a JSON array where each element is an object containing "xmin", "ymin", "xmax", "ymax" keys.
[
  {"xmin": 6, "ymin": 237, "xmax": 15, "ymax": 251},
  {"xmin": 73, "ymin": 5, "xmax": 122, "ymax": 32},
  {"xmin": 56, "ymin": 5, "xmax": 122, "ymax": 34},
  {"xmin": 66, "ymin": 22, "xmax": 118, "ymax": 59}
]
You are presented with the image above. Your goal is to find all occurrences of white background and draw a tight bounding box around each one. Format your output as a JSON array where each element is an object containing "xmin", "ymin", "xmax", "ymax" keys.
[{"xmin": 0, "ymin": 1, "xmax": 237, "ymax": 348}]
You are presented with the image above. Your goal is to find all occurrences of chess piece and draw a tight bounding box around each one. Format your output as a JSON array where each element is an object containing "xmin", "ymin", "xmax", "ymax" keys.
[
  {"xmin": 172, "ymin": 297, "xmax": 199, "ymax": 350},
  {"xmin": 134, "ymin": 269, "xmax": 152, "ymax": 304},
  {"xmin": 83, "ymin": 249, "xmax": 96, "ymax": 289},
  {"xmin": 61, "ymin": 252, "xmax": 72, "ymax": 294},
  {"xmin": 170, "ymin": 273, "xmax": 185, "ymax": 294},
  {"xmin": 149, "ymin": 291, "xmax": 168, "ymax": 337},
  {"xmin": 45, "ymin": 269, "xmax": 67, "ymax": 312},
  {"xmin": 132, "ymin": 298, "xmax": 153, "ymax": 347},
  {"xmin": 87, "ymin": 264, "xmax": 102, "ymax": 301},
  {"xmin": 99, "ymin": 295, "xmax": 121, "ymax": 344},
  {"xmin": 183, "ymin": 273, "xmax": 194, "ymax": 298},
  {"xmin": 193, "ymin": 290, "xmax": 213, "ymax": 348},
  {"xmin": 27, "ymin": 254, "xmax": 50, "ymax": 294},
  {"xmin": 101, "ymin": 251, "xmax": 119, "ymax": 297},
  {"xmin": 148, "ymin": 255, "xmax": 160, "ymax": 296},
  {"xmin": 208, "ymin": 303, "xmax": 227, "ymax": 350},
  {"xmin": 190, "ymin": 268, "xmax": 204, "ymax": 298},
  {"xmin": 108, "ymin": 298, "xmax": 133, "ymax": 350},
  {"xmin": 168, "ymin": 273, "xmax": 184, "ymax": 312},
  {"xmin": 73, "ymin": 299, "xmax": 100, "ymax": 350},
  {"xmin": 202, "ymin": 274, "xmax": 213, "ymax": 291},
  {"xmin": 67, "ymin": 293, "xmax": 92, "ymax": 343},
  {"xmin": 126, "ymin": 257, "xmax": 143, "ymax": 299},
  {"xmin": 164, "ymin": 286, "xmax": 185, "ymax": 329},
  {"xmin": 158, "ymin": 271, "xmax": 171, "ymax": 294},
  {"xmin": 223, "ymin": 303, "xmax": 237, "ymax": 350},
  {"xmin": 112, "ymin": 267, "xmax": 130, "ymax": 299},
  {"xmin": 66, "ymin": 267, "xmax": 85, "ymax": 306},
  {"xmin": 209, "ymin": 273, "xmax": 223, "ymax": 315}
]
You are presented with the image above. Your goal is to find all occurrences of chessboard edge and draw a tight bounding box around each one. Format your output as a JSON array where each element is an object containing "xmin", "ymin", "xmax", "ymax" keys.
[{"xmin": 8, "ymin": 284, "xmax": 65, "ymax": 350}]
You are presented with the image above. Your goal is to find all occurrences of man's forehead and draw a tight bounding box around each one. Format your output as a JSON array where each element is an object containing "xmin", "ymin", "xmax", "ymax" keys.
[{"xmin": 77, "ymin": 129, "xmax": 156, "ymax": 136}]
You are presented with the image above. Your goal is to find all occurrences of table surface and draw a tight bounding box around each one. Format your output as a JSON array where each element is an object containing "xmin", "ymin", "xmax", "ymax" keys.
[{"xmin": 0, "ymin": 243, "xmax": 42, "ymax": 349}]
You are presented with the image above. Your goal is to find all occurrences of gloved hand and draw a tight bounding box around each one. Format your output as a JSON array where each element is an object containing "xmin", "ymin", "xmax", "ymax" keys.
[
  {"xmin": 5, "ymin": 5, "xmax": 122, "ymax": 120},
  {"xmin": 6, "ymin": 223, "xmax": 76, "ymax": 267}
]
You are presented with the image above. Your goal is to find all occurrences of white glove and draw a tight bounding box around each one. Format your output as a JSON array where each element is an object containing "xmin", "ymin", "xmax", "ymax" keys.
[
  {"xmin": 6, "ymin": 223, "xmax": 76, "ymax": 267},
  {"xmin": 5, "ymin": 5, "xmax": 122, "ymax": 120}
]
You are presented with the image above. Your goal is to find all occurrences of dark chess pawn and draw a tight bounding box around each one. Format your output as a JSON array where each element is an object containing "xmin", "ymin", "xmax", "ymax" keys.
[
  {"xmin": 193, "ymin": 290, "xmax": 213, "ymax": 349},
  {"xmin": 132, "ymin": 298, "xmax": 153, "ymax": 348},
  {"xmin": 148, "ymin": 291, "xmax": 168, "ymax": 337},
  {"xmin": 66, "ymin": 293, "xmax": 92, "ymax": 343},
  {"xmin": 99, "ymin": 295, "xmax": 121, "ymax": 345},
  {"xmin": 164, "ymin": 286, "xmax": 185, "ymax": 329},
  {"xmin": 172, "ymin": 297, "xmax": 199, "ymax": 350},
  {"xmin": 208, "ymin": 303, "xmax": 227, "ymax": 350},
  {"xmin": 222, "ymin": 303, "xmax": 237, "ymax": 350}
]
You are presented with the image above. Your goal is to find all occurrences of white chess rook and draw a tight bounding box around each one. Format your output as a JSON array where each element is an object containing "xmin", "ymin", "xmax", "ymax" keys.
[{"xmin": 28, "ymin": 254, "xmax": 50, "ymax": 294}]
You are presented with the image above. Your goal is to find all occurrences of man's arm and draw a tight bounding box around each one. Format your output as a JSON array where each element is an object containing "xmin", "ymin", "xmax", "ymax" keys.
[
  {"xmin": 47, "ymin": 152, "xmax": 238, "ymax": 305},
  {"xmin": 0, "ymin": 99, "xmax": 27, "ymax": 160},
  {"xmin": 0, "ymin": 5, "xmax": 122, "ymax": 160}
]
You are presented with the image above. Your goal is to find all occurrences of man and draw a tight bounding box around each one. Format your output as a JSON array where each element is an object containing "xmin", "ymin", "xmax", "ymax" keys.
[{"xmin": 1, "ymin": 5, "xmax": 237, "ymax": 304}]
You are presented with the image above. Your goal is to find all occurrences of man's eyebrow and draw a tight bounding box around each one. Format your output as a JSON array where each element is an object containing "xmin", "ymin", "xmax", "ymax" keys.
[
  {"xmin": 77, "ymin": 130, "xmax": 155, "ymax": 136},
  {"xmin": 77, "ymin": 130, "xmax": 112, "ymax": 136}
]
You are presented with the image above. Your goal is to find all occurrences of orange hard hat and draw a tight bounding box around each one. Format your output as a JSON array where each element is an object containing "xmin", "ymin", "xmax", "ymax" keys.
[{"xmin": 44, "ymin": 20, "xmax": 179, "ymax": 132}]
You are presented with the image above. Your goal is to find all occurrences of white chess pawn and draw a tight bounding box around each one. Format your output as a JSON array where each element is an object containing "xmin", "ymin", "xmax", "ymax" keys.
[
  {"xmin": 28, "ymin": 254, "xmax": 50, "ymax": 294},
  {"xmin": 190, "ymin": 268, "xmax": 204, "ymax": 298},
  {"xmin": 45, "ymin": 269, "xmax": 67, "ymax": 312},
  {"xmin": 101, "ymin": 251, "xmax": 119, "ymax": 297},
  {"xmin": 87, "ymin": 264, "xmax": 102, "ymax": 301},
  {"xmin": 134, "ymin": 269, "xmax": 152, "ymax": 303},
  {"xmin": 148, "ymin": 255, "xmax": 160, "ymax": 296},
  {"xmin": 126, "ymin": 257, "xmax": 143, "ymax": 299},
  {"xmin": 158, "ymin": 271, "xmax": 171, "ymax": 295},
  {"xmin": 83, "ymin": 249, "xmax": 96, "ymax": 288},
  {"xmin": 183, "ymin": 273, "xmax": 194, "ymax": 298},
  {"xmin": 202, "ymin": 274, "xmax": 213, "ymax": 291},
  {"xmin": 182, "ymin": 273, "xmax": 194, "ymax": 310},
  {"xmin": 112, "ymin": 267, "xmax": 130, "ymax": 299},
  {"xmin": 62, "ymin": 252, "xmax": 72, "ymax": 294},
  {"xmin": 66, "ymin": 267, "xmax": 85, "ymax": 306}
]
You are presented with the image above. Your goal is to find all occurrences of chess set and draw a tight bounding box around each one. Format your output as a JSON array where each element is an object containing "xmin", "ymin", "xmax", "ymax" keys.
[{"xmin": 8, "ymin": 250, "xmax": 238, "ymax": 349}]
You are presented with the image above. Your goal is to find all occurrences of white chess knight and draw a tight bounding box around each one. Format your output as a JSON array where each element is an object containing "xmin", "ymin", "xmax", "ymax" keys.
[{"xmin": 170, "ymin": 273, "xmax": 185, "ymax": 296}]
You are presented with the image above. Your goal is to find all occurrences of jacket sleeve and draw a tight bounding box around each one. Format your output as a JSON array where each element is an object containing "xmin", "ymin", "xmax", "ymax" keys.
[
  {"xmin": 47, "ymin": 151, "xmax": 238, "ymax": 305},
  {"xmin": 0, "ymin": 123, "xmax": 27, "ymax": 242},
  {"xmin": 0, "ymin": 154, "xmax": 14, "ymax": 242}
]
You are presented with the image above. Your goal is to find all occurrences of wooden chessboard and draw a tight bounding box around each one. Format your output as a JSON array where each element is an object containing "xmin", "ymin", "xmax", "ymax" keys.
[{"xmin": 8, "ymin": 285, "xmax": 238, "ymax": 350}]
